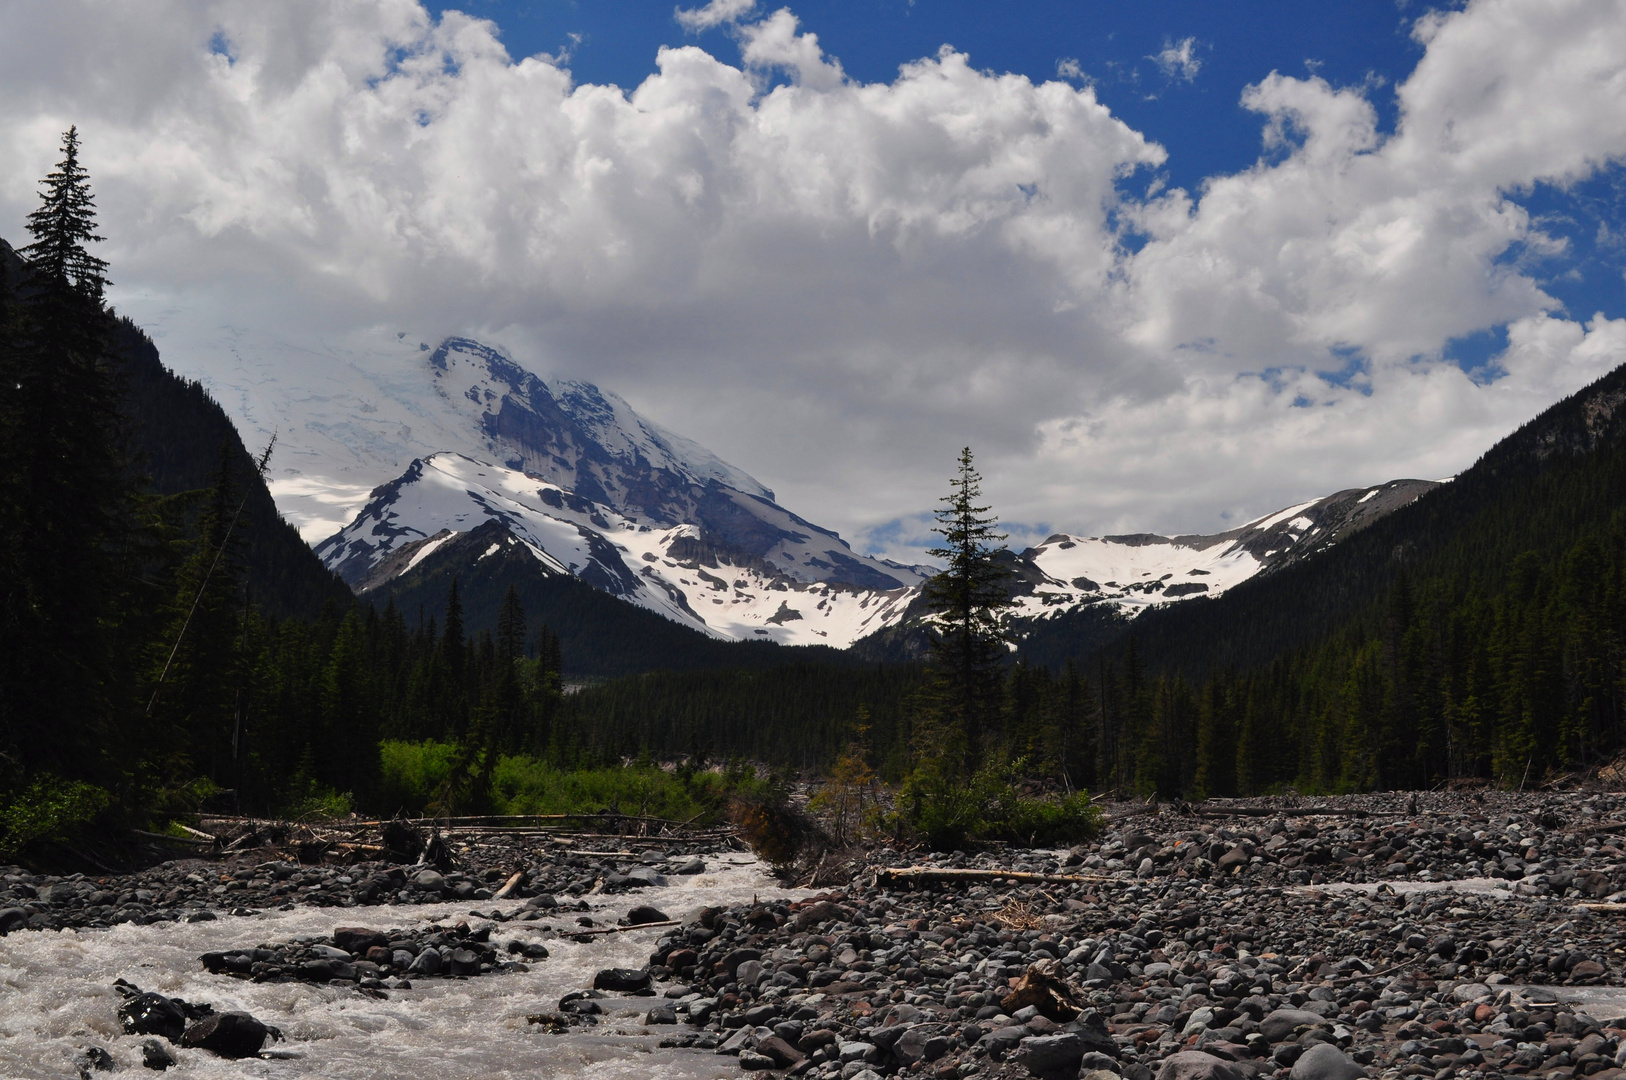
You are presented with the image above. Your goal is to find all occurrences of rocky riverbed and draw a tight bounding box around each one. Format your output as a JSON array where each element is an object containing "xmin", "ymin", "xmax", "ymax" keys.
[{"xmin": 7, "ymin": 790, "xmax": 1626, "ymax": 1080}]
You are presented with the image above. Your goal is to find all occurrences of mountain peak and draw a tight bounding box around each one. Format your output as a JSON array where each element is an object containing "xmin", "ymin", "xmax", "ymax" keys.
[{"xmin": 427, "ymin": 337, "xmax": 773, "ymax": 520}]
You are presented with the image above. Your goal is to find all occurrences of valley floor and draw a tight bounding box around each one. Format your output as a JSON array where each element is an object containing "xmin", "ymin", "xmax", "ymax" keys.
[{"xmin": 3, "ymin": 791, "xmax": 1626, "ymax": 1080}]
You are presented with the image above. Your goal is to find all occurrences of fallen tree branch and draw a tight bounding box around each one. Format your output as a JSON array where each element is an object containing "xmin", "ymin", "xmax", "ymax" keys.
[
  {"xmin": 558, "ymin": 919, "xmax": 680, "ymax": 937},
  {"xmin": 131, "ymin": 829, "xmax": 212, "ymax": 846},
  {"xmin": 1188, "ymin": 806, "xmax": 1410, "ymax": 819},
  {"xmin": 879, "ymin": 866, "xmax": 1112, "ymax": 887}
]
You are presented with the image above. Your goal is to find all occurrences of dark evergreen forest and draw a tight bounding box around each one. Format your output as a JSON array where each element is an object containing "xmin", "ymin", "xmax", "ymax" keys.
[{"xmin": 562, "ymin": 366, "xmax": 1626, "ymax": 800}]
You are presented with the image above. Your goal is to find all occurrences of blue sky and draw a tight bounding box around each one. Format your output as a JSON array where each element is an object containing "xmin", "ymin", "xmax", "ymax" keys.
[
  {"xmin": 425, "ymin": 0, "xmax": 1626, "ymax": 375},
  {"xmin": 5, "ymin": 0, "xmax": 1626, "ymax": 557},
  {"xmin": 429, "ymin": 1, "xmax": 1422, "ymax": 188}
]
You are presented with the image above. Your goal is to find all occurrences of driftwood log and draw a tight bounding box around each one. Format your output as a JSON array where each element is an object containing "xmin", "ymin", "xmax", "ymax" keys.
[{"xmin": 879, "ymin": 866, "xmax": 1111, "ymax": 887}]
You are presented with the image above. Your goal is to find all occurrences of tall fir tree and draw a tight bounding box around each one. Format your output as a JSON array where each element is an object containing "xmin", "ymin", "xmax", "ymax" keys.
[
  {"xmin": 0, "ymin": 127, "xmax": 132, "ymax": 795},
  {"xmin": 919, "ymin": 447, "xmax": 1012, "ymax": 773}
]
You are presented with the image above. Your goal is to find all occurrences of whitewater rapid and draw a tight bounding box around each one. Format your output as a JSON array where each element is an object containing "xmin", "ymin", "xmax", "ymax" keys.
[{"xmin": 0, "ymin": 854, "xmax": 800, "ymax": 1079}]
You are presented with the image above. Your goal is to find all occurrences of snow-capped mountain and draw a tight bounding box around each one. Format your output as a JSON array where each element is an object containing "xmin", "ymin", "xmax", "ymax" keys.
[
  {"xmin": 299, "ymin": 333, "xmax": 1440, "ymax": 650},
  {"xmin": 425, "ymin": 338, "xmax": 771, "ymax": 522},
  {"xmin": 1004, "ymin": 478, "xmax": 1442, "ymax": 626},
  {"xmin": 316, "ymin": 452, "xmax": 920, "ymax": 646},
  {"xmin": 179, "ymin": 328, "xmax": 795, "ymax": 544},
  {"xmin": 318, "ymin": 433, "xmax": 1440, "ymax": 649}
]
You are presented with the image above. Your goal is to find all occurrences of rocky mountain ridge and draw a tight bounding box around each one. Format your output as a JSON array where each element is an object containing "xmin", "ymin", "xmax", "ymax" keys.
[{"xmin": 313, "ymin": 338, "xmax": 1439, "ymax": 649}]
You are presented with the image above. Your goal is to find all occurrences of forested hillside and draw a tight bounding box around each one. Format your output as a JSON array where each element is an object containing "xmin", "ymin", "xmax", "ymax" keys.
[
  {"xmin": 0, "ymin": 238, "xmax": 349, "ymax": 621},
  {"xmin": 1040, "ymin": 360, "xmax": 1626, "ymax": 797},
  {"xmin": 553, "ymin": 363, "xmax": 1626, "ymax": 802}
]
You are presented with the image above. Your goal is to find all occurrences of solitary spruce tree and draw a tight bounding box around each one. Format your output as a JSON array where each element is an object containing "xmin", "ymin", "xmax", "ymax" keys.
[
  {"xmin": 921, "ymin": 447, "xmax": 1012, "ymax": 771},
  {"xmin": 1, "ymin": 127, "xmax": 130, "ymax": 791}
]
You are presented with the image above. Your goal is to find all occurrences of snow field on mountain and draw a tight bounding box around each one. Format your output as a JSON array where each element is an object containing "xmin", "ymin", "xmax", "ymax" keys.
[
  {"xmin": 320, "ymin": 454, "xmax": 917, "ymax": 646},
  {"xmin": 427, "ymin": 338, "xmax": 773, "ymax": 505},
  {"xmin": 1013, "ymin": 533, "xmax": 1266, "ymax": 621}
]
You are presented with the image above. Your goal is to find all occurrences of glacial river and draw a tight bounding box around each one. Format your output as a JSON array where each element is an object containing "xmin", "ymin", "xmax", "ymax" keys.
[{"xmin": 0, "ymin": 855, "xmax": 801, "ymax": 1079}]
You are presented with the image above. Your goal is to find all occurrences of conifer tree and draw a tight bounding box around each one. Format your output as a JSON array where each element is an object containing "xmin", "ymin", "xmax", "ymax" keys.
[
  {"xmin": 919, "ymin": 447, "xmax": 1012, "ymax": 772},
  {"xmin": 1, "ymin": 127, "xmax": 130, "ymax": 792},
  {"xmin": 144, "ymin": 444, "xmax": 251, "ymax": 790},
  {"xmin": 496, "ymin": 585, "xmax": 527, "ymax": 661},
  {"xmin": 438, "ymin": 578, "xmax": 468, "ymax": 737}
]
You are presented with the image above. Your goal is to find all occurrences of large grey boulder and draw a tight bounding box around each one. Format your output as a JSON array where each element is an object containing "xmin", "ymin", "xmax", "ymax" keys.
[
  {"xmin": 1155, "ymin": 1051, "xmax": 1245, "ymax": 1080},
  {"xmin": 1260, "ymin": 1008, "xmax": 1333, "ymax": 1042},
  {"xmin": 1289, "ymin": 1043, "xmax": 1366, "ymax": 1080},
  {"xmin": 1014, "ymin": 1032, "xmax": 1085, "ymax": 1074}
]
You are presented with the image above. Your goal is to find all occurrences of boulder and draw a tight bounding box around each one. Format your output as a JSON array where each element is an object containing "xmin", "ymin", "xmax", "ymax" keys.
[
  {"xmin": 1156, "ymin": 1051, "xmax": 1245, "ymax": 1080},
  {"xmin": 791, "ymin": 900, "xmax": 852, "ymax": 930},
  {"xmin": 879, "ymin": 1004, "xmax": 923, "ymax": 1027},
  {"xmin": 117, "ymin": 993, "xmax": 193, "ymax": 1041},
  {"xmin": 592, "ymin": 967, "xmax": 652, "ymax": 992},
  {"xmin": 1074, "ymin": 1010, "xmax": 1118, "ymax": 1056},
  {"xmin": 1014, "ymin": 1032, "xmax": 1085, "ymax": 1074},
  {"xmin": 1260, "ymin": 1008, "xmax": 1332, "ymax": 1042},
  {"xmin": 180, "ymin": 1012, "xmax": 281, "ymax": 1059},
  {"xmin": 559, "ymin": 990, "xmax": 605, "ymax": 1015},
  {"xmin": 139, "ymin": 1039, "xmax": 175, "ymax": 1071},
  {"xmin": 755, "ymin": 1035, "xmax": 805, "ymax": 1067},
  {"xmin": 720, "ymin": 948, "xmax": 763, "ymax": 979},
  {"xmin": 299, "ymin": 958, "xmax": 352, "ymax": 981},
  {"xmin": 1288, "ymin": 1044, "xmax": 1366, "ymax": 1080},
  {"xmin": 896, "ymin": 1028, "xmax": 949, "ymax": 1064},
  {"xmin": 447, "ymin": 948, "xmax": 481, "ymax": 976},
  {"xmin": 624, "ymin": 904, "xmax": 669, "ymax": 925},
  {"xmin": 333, "ymin": 927, "xmax": 386, "ymax": 953},
  {"xmin": 79, "ymin": 1046, "xmax": 116, "ymax": 1073},
  {"xmin": 1079, "ymin": 1052, "xmax": 1121, "ymax": 1074}
]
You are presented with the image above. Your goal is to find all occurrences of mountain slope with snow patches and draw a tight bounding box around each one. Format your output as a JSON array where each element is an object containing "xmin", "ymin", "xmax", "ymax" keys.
[
  {"xmin": 1005, "ymin": 478, "xmax": 1443, "ymax": 625},
  {"xmin": 316, "ymin": 453, "xmax": 919, "ymax": 646},
  {"xmin": 269, "ymin": 332, "xmax": 1437, "ymax": 649},
  {"xmin": 317, "ymin": 444, "xmax": 1439, "ymax": 650}
]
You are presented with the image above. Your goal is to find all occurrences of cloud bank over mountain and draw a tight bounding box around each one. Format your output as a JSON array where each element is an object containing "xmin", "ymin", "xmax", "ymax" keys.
[{"xmin": 1, "ymin": 0, "xmax": 1623, "ymax": 559}]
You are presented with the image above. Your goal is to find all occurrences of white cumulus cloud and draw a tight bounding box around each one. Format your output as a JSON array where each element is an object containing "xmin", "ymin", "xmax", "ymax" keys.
[
  {"xmin": 0, "ymin": 0, "xmax": 1623, "ymax": 564},
  {"xmin": 676, "ymin": 0, "xmax": 756, "ymax": 32},
  {"xmin": 1152, "ymin": 37, "xmax": 1202, "ymax": 82}
]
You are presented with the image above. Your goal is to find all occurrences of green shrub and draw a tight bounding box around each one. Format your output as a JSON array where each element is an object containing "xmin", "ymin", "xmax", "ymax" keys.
[
  {"xmin": 898, "ymin": 758, "xmax": 1102, "ymax": 850},
  {"xmin": 0, "ymin": 775, "xmax": 111, "ymax": 857},
  {"xmin": 282, "ymin": 783, "xmax": 354, "ymax": 821},
  {"xmin": 378, "ymin": 740, "xmax": 460, "ymax": 813},
  {"xmin": 377, "ymin": 740, "xmax": 778, "ymax": 823},
  {"xmin": 493, "ymin": 758, "xmax": 728, "ymax": 821}
]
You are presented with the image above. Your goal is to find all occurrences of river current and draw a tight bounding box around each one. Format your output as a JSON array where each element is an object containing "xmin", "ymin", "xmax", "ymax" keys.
[{"xmin": 0, "ymin": 854, "xmax": 800, "ymax": 1079}]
